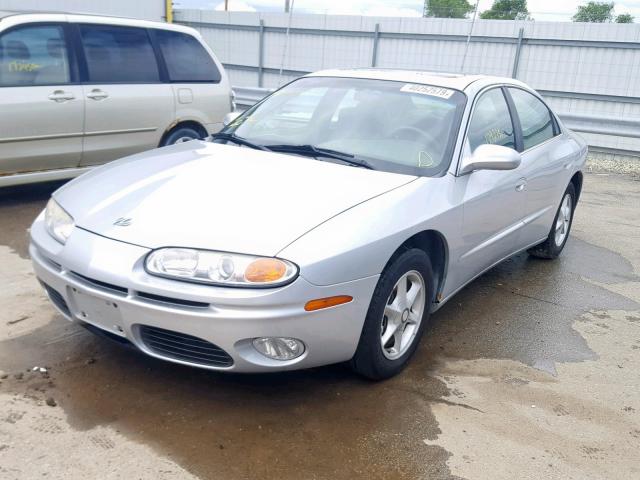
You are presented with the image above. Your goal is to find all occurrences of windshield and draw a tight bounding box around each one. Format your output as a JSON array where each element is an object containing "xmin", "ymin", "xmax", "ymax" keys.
[{"xmin": 221, "ymin": 76, "xmax": 466, "ymax": 176}]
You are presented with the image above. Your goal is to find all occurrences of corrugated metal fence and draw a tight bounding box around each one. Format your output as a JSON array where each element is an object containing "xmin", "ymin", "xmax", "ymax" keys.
[{"xmin": 175, "ymin": 10, "xmax": 640, "ymax": 157}]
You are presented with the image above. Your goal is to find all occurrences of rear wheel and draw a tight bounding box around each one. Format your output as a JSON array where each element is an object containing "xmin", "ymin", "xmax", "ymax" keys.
[
  {"xmin": 350, "ymin": 249, "xmax": 434, "ymax": 380},
  {"xmin": 160, "ymin": 126, "xmax": 202, "ymax": 147},
  {"xmin": 528, "ymin": 183, "xmax": 576, "ymax": 259}
]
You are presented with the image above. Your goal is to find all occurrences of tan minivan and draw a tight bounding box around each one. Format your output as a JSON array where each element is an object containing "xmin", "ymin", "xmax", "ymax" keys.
[{"xmin": 0, "ymin": 12, "xmax": 233, "ymax": 186}]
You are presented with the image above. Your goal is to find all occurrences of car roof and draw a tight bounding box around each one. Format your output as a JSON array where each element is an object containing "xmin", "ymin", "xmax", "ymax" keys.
[
  {"xmin": 0, "ymin": 11, "xmax": 194, "ymax": 34},
  {"xmin": 306, "ymin": 68, "xmax": 516, "ymax": 92}
]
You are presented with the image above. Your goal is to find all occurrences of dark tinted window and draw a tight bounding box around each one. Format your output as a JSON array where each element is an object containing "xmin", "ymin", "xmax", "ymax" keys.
[
  {"xmin": 468, "ymin": 88, "xmax": 515, "ymax": 151},
  {"xmin": 0, "ymin": 24, "xmax": 70, "ymax": 86},
  {"xmin": 79, "ymin": 24, "xmax": 159, "ymax": 83},
  {"xmin": 508, "ymin": 88, "xmax": 555, "ymax": 150},
  {"xmin": 155, "ymin": 30, "xmax": 220, "ymax": 82}
]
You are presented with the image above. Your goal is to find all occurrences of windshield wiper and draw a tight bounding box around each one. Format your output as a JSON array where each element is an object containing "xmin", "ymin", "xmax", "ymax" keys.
[
  {"xmin": 267, "ymin": 144, "xmax": 374, "ymax": 169},
  {"xmin": 210, "ymin": 132, "xmax": 271, "ymax": 151}
]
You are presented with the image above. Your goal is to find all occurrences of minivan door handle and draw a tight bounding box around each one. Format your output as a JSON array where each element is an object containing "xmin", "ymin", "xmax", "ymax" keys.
[
  {"xmin": 48, "ymin": 90, "xmax": 75, "ymax": 102},
  {"xmin": 86, "ymin": 89, "xmax": 109, "ymax": 100}
]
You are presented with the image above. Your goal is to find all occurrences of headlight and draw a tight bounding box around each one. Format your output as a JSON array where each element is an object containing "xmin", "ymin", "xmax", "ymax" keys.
[
  {"xmin": 145, "ymin": 248, "xmax": 298, "ymax": 287},
  {"xmin": 44, "ymin": 198, "xmax": 74, "ymax": 244}
]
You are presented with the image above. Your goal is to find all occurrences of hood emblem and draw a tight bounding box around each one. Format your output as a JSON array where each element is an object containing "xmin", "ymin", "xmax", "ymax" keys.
[{"xmin": 113, "ymin": 217, "xmax": 132, "ymax": 227}]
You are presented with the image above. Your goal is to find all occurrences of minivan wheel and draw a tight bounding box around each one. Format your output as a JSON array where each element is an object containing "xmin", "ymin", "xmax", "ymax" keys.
[
  {"xmin": 528, "ymin": 182, "xmax": 576, "ymax": 259},
  {"xmin": 350, "ymin": 248, "xmax": 434, "ymax": 380},
  {"xmin": 161, "ymin": 126, "xmax": 202, "ymax": 147}
]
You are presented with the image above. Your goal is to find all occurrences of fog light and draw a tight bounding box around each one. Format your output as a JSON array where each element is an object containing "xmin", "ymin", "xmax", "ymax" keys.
[{"xmin": 252, "ymin": 337, "xmax": 305, "ymax": 361}]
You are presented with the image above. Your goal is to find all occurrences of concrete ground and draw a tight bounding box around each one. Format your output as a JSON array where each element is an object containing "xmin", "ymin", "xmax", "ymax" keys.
[{"xmin": 0, "ymin": 171, "xmax": 638, "ymax": 480}]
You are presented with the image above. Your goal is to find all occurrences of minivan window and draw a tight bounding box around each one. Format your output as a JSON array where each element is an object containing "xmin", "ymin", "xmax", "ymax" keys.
[
  {"xmin": 467, "ymin": 88, "xmax": 515, "ymax": 151},
  {"xmin": 508, "ymin": 88, "xmax": 555, "ymax": 150},
  {"xmin": 0, "ymin": 24, "xmax": 70, "ymax": 87},
  {"xmin": 79, "ymin": 24, "xmax": 159, "ymax": 83},
  {"xmin": 155, "ymin": 29, "xmax": 221, "ymax": 82}
]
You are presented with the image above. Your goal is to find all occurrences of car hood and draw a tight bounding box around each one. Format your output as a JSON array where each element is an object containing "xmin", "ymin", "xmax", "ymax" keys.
[{"xmin": 55, "ymin": 142, "xmax": 416, "ymax": 257}]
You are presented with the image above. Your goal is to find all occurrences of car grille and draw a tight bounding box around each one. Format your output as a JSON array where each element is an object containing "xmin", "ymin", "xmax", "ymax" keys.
[
  {"xmin": 42, "ymin": 283, "xmax": 71, "ymax": 317},
  {"xmin": 136, "ymin": 291, "xmax": 210, "ymax": 309},
  {"xmin": 70, "ymin": 272, "xmax": 128, "ymax": 295},
  {"xmin": 138, "ymin": 325, "xmax": 233, "ymax": 367}
]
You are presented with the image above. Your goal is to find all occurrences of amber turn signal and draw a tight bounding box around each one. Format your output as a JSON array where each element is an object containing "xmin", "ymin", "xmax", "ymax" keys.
[
  {"xmin": 304, "ymin": 295, "xmax": 353, "ymax": 311},
  {"xmin": 245, "ymin": 258, "xmax": 287, "ymax": 283}
]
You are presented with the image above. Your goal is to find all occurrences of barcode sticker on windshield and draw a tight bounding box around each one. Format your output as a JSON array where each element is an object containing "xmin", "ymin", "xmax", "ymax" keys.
[{"xmin": 400, "ymin": 84, "xmax": 454, "ymax": 99}]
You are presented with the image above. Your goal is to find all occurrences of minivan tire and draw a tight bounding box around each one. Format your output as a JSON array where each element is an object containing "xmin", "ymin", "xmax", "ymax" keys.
[{"xmin": 161, "ymin": 127, "xmax": 202, "ymax": 147}]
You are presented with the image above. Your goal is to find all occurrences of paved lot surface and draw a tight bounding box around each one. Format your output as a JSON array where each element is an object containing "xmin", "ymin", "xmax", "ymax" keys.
[{"xmin": 0, "ymin": 173, "xmax": 638, "ymax": 480}]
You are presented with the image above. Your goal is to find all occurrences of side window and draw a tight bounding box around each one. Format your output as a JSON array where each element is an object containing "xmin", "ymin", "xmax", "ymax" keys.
[
  {"xmin": 155, "ymin": 30, "xmax": 221, "ymax": 83},
  {"xmin": 467, "ymin": 88, "xmax": 515, "ymax": 152},
  {"xmin": 79, "ymin": 24, "xmax": 159, "ymax": 83},
  {"xmin": 508, "ymin": 88, "xmax": 555, "ymax": 150},
  {"xmin": 0, "ymin": 24, "xmax": 70, "ymax": 87}
]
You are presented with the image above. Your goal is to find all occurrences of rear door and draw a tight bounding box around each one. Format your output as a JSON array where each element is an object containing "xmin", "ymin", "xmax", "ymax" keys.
[
  {"xmin": 152, "ymin": 28, "xmax": 230, "ymax": 133},
  {"xmin": 505, "ymin": 87, "xmax": 572, "ymax": 248},
  {"xmin": 75, "ymin": 22, "xmax": 174, "ymax": 166},
  {"xmin": 0, "ymin": 22, "xmax": 83, "ymax": 174}
]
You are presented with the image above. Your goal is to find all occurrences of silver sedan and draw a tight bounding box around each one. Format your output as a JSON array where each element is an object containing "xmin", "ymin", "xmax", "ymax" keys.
[{"xmin": 30, "ymin": 70, "xmax": 587, "ymax": 379}]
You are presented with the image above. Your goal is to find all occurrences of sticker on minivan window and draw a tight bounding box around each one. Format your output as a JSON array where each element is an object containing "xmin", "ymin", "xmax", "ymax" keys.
[{"xmin": 400, "ymin": 84, "xmax": 454, "ymax": 99}]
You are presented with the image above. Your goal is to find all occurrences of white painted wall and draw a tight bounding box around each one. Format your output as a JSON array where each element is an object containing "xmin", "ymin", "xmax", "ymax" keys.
[{"xmin": 175, "ymin": 10, "xmax": 640, "ymax": 153}]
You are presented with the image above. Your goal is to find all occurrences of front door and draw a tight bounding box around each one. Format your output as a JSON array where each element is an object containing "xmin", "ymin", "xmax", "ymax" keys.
[
  {"xmin": 0, "ymin": 22, "xmax": 83, "ymax": 174},
  {"xmin": 456, "ymin": 87, "xmax": 527, "ymax": 282}
]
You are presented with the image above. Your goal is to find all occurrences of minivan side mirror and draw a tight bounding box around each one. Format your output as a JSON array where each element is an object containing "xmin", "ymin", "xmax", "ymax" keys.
[
  {"xmin": 222, "ymin": 111, "xmax": 242, "ymax": 127},
  {"xmin": 459, "ymin": 144, "xmax": 521, "ymax": 175}
]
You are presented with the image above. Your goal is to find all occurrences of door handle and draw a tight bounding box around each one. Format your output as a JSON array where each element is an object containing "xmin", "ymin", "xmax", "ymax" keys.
[
  {"xmin": 515, "ymin": 181, "xmax": 527, "ymax": 192},
  {"xmin": 48, "ymin": 90, "xmax": 75, "ymax": 102},
  {"xmin": 86, "ymin": 89, "xmax": 109, "ymax": 100}
]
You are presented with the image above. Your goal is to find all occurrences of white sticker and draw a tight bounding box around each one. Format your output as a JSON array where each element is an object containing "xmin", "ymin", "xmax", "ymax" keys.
[
  {"xmin": 400, "ymin": 84, "xmax": 454, "ymax": 99},
  {"xmin": 418, "ymin": 151, "xmax": 434, "ymax": 168}
]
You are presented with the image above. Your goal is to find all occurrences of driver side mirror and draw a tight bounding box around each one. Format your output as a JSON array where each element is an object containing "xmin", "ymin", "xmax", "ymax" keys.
[
  {"xmin": 223, "ymin": 111, "xmax": 242, "ymax": 127},
  {"xmin": 459, "ymin": 144, "xmax": 521, "ymax": 175}
]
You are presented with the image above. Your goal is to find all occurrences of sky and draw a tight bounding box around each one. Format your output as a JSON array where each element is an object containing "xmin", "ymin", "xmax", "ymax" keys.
[{"xmin": 174, "ymin": 0, "xmax": 640, "ymax": 22}]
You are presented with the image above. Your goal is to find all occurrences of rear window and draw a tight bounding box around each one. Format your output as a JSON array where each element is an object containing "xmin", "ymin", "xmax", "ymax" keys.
[
  {"xmin": 79, "ymin": 24, "xmax": 159, "ymax": 83},
  {"xmin": 155, "ymin": 29, "xmax": 220, "ymax": 83}
]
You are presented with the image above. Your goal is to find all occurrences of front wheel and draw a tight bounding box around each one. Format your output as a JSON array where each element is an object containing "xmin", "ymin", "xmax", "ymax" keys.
[
  {"xmin": 350, "ymin": 249, "xmax": 434, "ymax": 380},
  {"xmin": 528, "ymin": 182, "xmax": 576, "ymax": 259}
]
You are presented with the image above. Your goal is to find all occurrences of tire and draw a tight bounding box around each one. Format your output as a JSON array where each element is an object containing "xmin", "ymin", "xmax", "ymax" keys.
[
  {"xmin": 528, "ymin": 182, "xmax": 576, "ymax": 259},
  {"xmin": 160, "ymin": 126, "xmax": 202, "ymax": 147},
  {"xmin": 350, "ymin": 248, "xmax": 435, "ymax": 380}
]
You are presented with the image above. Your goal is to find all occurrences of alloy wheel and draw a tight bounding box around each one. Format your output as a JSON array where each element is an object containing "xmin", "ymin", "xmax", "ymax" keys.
[
  {"xmin": 554, "ymin": 193, "xmax": 572, "ymax": 247},
  {"xmin": 380, "ymin": 270, "xmax": 426, "ymax": 360}
]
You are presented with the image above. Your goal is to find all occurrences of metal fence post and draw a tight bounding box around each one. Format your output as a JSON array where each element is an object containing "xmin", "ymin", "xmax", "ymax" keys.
[
  {"xmin": 258, "ymin": 20, "xmax": 265, "ymax": 87},
  {"xmin": 371, "ymin": 23, "xmax": 380, "ymax": 67},
  {"xmin": 511, "ymin": 27, "xmax": 524, "ymax": 79}
]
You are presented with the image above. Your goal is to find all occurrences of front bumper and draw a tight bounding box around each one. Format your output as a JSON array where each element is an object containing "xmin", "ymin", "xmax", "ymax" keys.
[{"xmin": 30, "ymin": 216, "xmax": 378, "ymax": 372}]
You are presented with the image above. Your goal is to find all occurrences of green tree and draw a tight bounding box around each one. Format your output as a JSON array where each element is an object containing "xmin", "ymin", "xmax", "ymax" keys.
[
  {"xmin": 615, "ymin": 13, "xmax": 634, "ymax": 23},
  {"xmin": 480, "ymin": 0, "xmax": 530, "ymax": 20},
  {"xmin": 572, "ymin": 2, "xmax": 615, "ymax": 22},
  {"xmin": 425, "ymin": 0, "xmax": 475, "ymax": 19}
]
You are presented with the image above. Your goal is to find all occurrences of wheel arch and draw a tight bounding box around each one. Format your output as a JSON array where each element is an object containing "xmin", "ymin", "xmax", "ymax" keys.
[
  {"xmin": 385, "ymin": 230, "xmax": 449, "ymax": 304},
  {"xmin": 159, "ymin": 120, "xmax": 209, "ymax": 147}
]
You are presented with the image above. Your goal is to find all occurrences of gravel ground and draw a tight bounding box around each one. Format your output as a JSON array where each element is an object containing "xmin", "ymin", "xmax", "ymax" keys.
[{"xmin": 586, "ymin": 152, "xmax": 640, "ymax": 177}]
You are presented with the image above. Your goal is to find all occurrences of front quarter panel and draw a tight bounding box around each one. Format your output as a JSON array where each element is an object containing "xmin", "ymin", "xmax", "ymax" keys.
[{"xmin": 279, "ymin": 175, "xmax": 463, "ymax": 288}]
